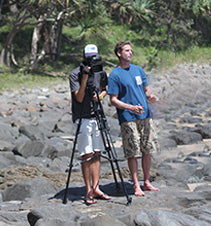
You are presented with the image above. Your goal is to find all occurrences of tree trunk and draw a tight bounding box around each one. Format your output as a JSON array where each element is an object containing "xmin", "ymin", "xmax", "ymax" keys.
[
  {"xmin": 0, "ymin": 27, "xmax": 18, "ymax": 66},
  {"xmin": 29, "ymin": 11, "xmax": 65, "ymax": 68},
  {"xmin": 0, "ymin": 1, "xmax": 26, "ymax": 66},
  {"xmin": 30, "ymin": 15, "xmax": 45, "ymax": 69},
  {"xmin": 49, "ymin": 11, "xmax": 65, "ymax": 61},
  {"xmin": 0, "ymin": 0, "xmax": 4, "ymax": 23},
  {"xmin": 0, "ymin": 48, "xmax": 10, "ymax": 66}
]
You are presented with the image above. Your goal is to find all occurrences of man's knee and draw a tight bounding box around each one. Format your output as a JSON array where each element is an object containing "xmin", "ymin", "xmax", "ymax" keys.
[{"xmin": 82, "ymin": 153, "xmax": 94, "ymax": 161}]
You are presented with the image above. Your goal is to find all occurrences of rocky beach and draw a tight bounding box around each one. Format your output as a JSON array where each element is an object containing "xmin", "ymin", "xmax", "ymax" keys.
[{"xmin": 0, "ymin": 62, "xmax": 210, "ymax": 226}]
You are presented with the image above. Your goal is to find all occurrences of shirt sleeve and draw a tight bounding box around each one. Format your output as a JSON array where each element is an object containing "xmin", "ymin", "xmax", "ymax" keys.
[
  {"xmin": 108, "ymin": 73, "xmax": 119, "ymax": 95},
  {"xmin": 69, "ymin": 67, "xmax": 80, "ymax": 93}
]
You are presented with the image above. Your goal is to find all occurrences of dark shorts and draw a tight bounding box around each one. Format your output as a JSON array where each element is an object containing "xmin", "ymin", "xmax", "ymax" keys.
[{"xmin": 120, "ymin": 118, "xmax": 159, "ymax": 158}]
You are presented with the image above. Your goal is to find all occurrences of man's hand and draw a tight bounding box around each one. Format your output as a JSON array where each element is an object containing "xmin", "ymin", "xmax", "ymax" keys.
[
  {"xmin": 131, "ymin": 105, "xmax": 145, "ymax": 115},
  {"xmin": 82, "ymin": 65, "xmax": 91, "ymax": 74},
  {"xmin": 144, "ymin": 86, "xmax": 159, "ymax": 103},
  {"xmin": 147, "ymin": 95, "xmax": 159, "ymax": 103},
  {"xmin": 93, "ymin": 92, "xmax": 98, "ymax": 102},
  {"xmin": 110, "ymin": 94, "xmax": 144, "ymax": 115}
]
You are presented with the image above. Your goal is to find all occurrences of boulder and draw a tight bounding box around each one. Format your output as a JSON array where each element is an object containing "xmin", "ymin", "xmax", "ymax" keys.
[
  {"xmin": 134, "ymin": 209, "xmax": 210, "ymax": 226},
  {"xmin": 27, "ymin": 203, "xmax": 89, "ymax": 226},
  {"xmin": 2, "ymin": 177, "xmax": 57, "ymax": 201},
  {"xmin": 19, "ymin": 125, "xmax": 46, "ymax": 141}
]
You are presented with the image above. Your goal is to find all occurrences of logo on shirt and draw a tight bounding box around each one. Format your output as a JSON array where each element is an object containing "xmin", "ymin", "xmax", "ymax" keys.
[{"xmin": 135, "ymin": 76, "xmax": 142, "ymax": 85}]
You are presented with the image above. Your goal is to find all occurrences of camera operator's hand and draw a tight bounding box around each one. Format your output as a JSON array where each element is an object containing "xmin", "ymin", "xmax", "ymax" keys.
[
  {"xmin": 93, "ymin": 92, "xmax": 98, "ymax": 102},
  {"xmin": 82, "ymin": 66, "xmax": 91, "ymax": 75}
]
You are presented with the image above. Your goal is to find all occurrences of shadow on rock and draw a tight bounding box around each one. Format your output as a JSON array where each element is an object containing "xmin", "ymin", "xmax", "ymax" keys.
[{"xmin": 51, "ymin": 180, "xmax": 134, "ymax": 202}]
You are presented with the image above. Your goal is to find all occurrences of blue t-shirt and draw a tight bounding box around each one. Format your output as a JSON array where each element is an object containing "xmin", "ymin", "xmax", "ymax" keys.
[{"xmin": 108, "ymin": 64, "xmax": 150, "ymax": 124}]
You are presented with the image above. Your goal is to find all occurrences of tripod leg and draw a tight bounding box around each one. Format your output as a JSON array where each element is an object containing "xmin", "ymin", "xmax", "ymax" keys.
[
  {"xmin": 99, "ymin": 113, "xmax": 132, "ymax": 204},
  {"xmin": 114, "ymin": 159, "xmax": 132, "ymax": 205},
  {"xmin": 89, "ymin": 88, "xmax": 132, "ymax": 205},
  {"xmin": 104, "ymin": 134, "xmax": 132, "ymax": 205},
  {"xmin": 104, "ymin": 147, "xmax": 119, "ymax": 188},
  {"xmin": 91, "ymin": 95, "xmax": 119, "ymax": 188},
  {"xmin": 63, "ymin": 118, "xmax": 82, "ymax": 204}
]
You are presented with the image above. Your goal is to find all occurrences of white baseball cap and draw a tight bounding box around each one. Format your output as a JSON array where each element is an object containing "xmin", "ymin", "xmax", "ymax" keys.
[{"xmin": 84, "ymin": 44, "xmax": 99, "ymax": 57}]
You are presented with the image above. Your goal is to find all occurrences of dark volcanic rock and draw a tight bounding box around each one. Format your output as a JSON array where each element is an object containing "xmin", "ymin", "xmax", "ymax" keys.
[
  {"xmin": 134, "ymin": 209, "xmax": 210, "ymax": 226},
  {"xmin": 0, "ymin": 62, "xmax": 210, "ymax": 226},
  {"xmin": 27, "ymin": 203, "xmax": 89, "ymax": 226},
  {"xmin": 2, "ymin": 177, "xmax": 57, "ymax": 201},
  {"xmin": 169, "ymin": 130, "xmax": 203, "ymax": 145}
]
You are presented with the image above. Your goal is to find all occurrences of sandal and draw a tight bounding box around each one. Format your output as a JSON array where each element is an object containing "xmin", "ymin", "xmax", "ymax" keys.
[
  {"xmin": 85, "ymin": 191, "xmax": 97, "ymax": 206},
  {"xmin": 94, "ymin": 193, "xmax": 111, "ymax": 200}
]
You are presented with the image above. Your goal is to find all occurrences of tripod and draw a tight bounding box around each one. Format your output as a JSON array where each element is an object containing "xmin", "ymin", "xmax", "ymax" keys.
[{"xmin": 63, "ymin": 85, "xmax": 132, "ymax": 205}]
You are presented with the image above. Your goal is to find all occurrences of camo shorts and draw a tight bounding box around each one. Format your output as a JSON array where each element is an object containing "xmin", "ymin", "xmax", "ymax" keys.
[{"xmin": 120, "ymin": 118, "xmax": 160, "ymax": 158}]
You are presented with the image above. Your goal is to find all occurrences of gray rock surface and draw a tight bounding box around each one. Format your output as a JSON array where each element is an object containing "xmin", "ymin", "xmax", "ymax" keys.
[
  {"xmin": 2, "ymin": 177, "xmax": 57, "ymax": 201},
  {"xmin": 0, "ymin": 62, "xmax": 210, "ymax": 225}
]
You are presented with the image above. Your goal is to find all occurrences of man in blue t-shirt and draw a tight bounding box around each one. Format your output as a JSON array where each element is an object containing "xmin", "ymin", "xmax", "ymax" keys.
[{"xmin": 108, "ymin": 41, "xmax": 159, "ymax": 196}]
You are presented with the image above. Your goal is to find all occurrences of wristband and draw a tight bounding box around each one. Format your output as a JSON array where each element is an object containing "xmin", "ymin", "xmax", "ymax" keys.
[
  {"xmin": 147, "ymin": 96, "xmax": 153, "ymax": 101},
  {"xmin": 99, "ymin": 94, "xmax": 104, "ymax": 100}
]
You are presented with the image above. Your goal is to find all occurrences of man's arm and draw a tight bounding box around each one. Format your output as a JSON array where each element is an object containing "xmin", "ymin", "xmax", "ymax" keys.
[
  {"xmin": 73, "ymin": 67, "xmax": 90, "ymax": 103},
  {"xmin": 144, "ymin": 86, "xmax": 159, "ymax": 102},
  {"xmin": 98, "ymin": 87, "xmax": 107, "ymax": 100},
  {"xmin": 110, "ymin": 94, "xmax": 144, "ymax": 115}
]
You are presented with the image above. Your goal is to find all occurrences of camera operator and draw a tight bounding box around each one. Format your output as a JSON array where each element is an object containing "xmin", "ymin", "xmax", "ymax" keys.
[{"xmin": 69, "ymin": 44, "xmax": 111, "ymax": 205}]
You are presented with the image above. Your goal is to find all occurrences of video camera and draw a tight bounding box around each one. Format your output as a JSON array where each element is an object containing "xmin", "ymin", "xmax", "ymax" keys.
[{"xmin": 80, "ymin": 54, "xmax": 103, "ymax": 75}]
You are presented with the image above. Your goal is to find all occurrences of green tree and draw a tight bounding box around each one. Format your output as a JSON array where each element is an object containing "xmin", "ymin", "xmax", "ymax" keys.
[
  {"xmin": 107, "ymin": 0, "xmax": 155, "ymax": 25},
  {"xmin": 0, "ymin": 0, "xmax": 76, "ymax": 67},
  {"xmin": 0, "ymin": 0, "xmax": 210, "ymax": 69}
]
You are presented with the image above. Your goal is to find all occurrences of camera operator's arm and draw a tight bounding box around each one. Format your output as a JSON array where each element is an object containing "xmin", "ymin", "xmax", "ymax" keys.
[
  {"xmin": 100, "ymin": 87, "xmax": 107, "ymax": 100},
  {"xmin": 74, "ymin": 67, "xmax": 90, "ymax": 103},
  {"xmin": 93, "ymin": 87, "xmax": 107, "ymax": 102}
]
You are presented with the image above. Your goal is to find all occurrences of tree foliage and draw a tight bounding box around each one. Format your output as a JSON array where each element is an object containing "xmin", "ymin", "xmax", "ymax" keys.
[{"xmin": 0, "ymin": 0, "xmax": 210, "ymax": 69}]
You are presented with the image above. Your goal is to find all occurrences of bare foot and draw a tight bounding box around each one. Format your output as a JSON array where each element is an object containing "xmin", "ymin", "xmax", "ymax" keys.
[
  {"xmin": 143, "ymin": 182, "xmax": 160, "ymax": 191},
  {"xmin": 134, "ymin": 184, "xmax": 145, "ymax": 196}
]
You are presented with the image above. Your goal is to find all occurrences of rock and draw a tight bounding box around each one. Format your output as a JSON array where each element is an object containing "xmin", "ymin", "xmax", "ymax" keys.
[
  {"xmin": 27, "ymin": 203, "xmax": 89, "ymax": 226},
  {"xmin": 19, "ymin": 125, "xmax": 46, "ymax": 141},
  {"xmin": 0, "ymin": 122, "xmax": 18, "ymax": 142},
  {"xmin": 194, "ymin": 123, "xmax": 211, "ymax": 139},
  {"xmin": 195, "ymin": 163, "xmax": 211, "ymax": 181},
  {"xmin": 0, "ymin": 153, "xmax": 13, "ymax": 169},
  {"xmin": 0, "ymin": 140, "xmax": 15, "ymax": 152},
  {"xmin": 0, "ymin": 63, "xmax": 211, "ymax": 225},
  {"xmin": 134, "ymin": 209, "xmax": 210, "ymax": 226},
  {"xmin": 184, "ymin": 205, "xmax": 211, "ymax": 224},
  {"xmin": 13, "ymin": 140, "xmax": 45, "ymax": 157},
  {"xmin": 106, "ymin": 116, "xmax": 121, "ymax": 137},
  {"xmin": 158, "ymin": 137, "xmax": 177, "ymax": 149},
  {"xmin": 81, "ymin": 214, "xmax": 126, "ymax": 226},
  {"xmin": 48, "ymin": 156, "xmax": 70, "ymax": 172},
  {"xmin": 169, "ymin": 130, "xmax": 202, "ymax": 145},
  {"xmin": 0, "ymin": 200, "xmax": 29, "ymax": 225},
  {"xmin": 179, "ymin": 115, "xmax": 203, "ymax": 124},
  {"xmin": 2, "ymin": 177, "xmax": 57, "ymax": 201}
]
